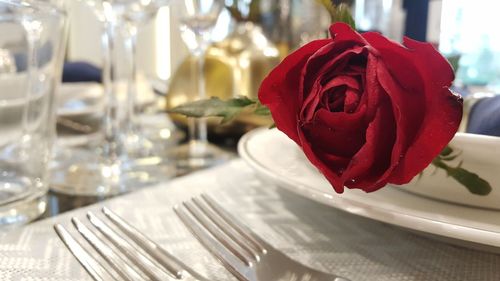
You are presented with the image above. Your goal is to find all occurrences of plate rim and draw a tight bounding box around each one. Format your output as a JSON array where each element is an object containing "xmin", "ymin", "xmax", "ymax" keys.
[{"xmin": 238, "ymin": 127, "xmax": 500, "ymax": 249}]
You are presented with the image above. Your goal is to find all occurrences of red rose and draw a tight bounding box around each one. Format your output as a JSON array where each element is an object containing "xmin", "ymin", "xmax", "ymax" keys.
[{"xmin": 258, "ymin": 23, "xmax": 463, "ymax": 193}]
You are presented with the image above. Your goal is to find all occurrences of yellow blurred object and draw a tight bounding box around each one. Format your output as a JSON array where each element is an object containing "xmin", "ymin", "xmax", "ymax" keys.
[
  {"xmin": 166, "ymin": 22, "xmax": 279, "ymax": 134},
  {"xmin": 166, "ymin": 56, "xmax": 232, "ymax": 109},
  {"xmin": 209, "ymin": 22, "xmax": 281, "ymax": 99}
]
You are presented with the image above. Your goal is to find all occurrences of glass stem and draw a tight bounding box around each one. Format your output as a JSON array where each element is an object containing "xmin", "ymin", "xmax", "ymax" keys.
[
  {"xmin": 21, "ymin": 26, "xmax": 38, "ymax": 140},
  {"xmin": 101, "ymin": 20, "xmax": 124, "ymax": 163},
  {"xmin": 124, "ymin": 24, "xmax": 140, "ymax": 137},
  {"xmin": 188, "ymin": 50, "xmax": 208, "ymax": 149},
  {"xmin": 19, "ymin": 23, "xmax": 40, "ymax": 162}
]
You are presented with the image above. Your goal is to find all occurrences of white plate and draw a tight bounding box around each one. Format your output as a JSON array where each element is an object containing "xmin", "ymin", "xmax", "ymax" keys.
[
  {"xmin": 403, "ymin": 133, "xmax": 500, "ymax": 210},
  {"xmin": 57, "ymin": 81, "xmax": 156, "ymax": 117},
  {"xmin": 57, "ymin": 83, "xmax": 103, "ymax": 116},
  {"xmin": 238, "ymin": 128, "xmax": 500, "ymax": 251}
]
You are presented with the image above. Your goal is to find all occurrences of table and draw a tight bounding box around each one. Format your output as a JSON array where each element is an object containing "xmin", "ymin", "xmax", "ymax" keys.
[{"xmin": 1, "ymin": 160, "xmax": 500, "ymax": 280}]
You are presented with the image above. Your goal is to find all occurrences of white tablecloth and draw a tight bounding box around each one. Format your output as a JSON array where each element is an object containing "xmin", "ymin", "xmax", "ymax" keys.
[{"xmin": 1, "ymin": 159, "xmax": 500, "ymax": 280}]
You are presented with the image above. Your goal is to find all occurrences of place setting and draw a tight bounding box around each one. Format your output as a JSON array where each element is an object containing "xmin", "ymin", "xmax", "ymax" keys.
[{"xmin": 1, "ymin": 0, "xmax": 500, "ymax": 280}]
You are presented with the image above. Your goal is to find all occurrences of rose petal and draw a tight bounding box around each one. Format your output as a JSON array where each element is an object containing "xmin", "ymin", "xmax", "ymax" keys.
[
  {"xmin": 317, "ymin": 152, "xmax": 351, "ymax": 174},
  {"xmin": 403, "ymin": 37, "xmax": 455, "ymax": 87},
  {"xmin": 300, "ymin": 43, "xmax": 367, "ymax": 102},
  {"xmin": 301, "ymin": 47, "xmax": 366, "ymax": 117},
  {"xmin": 374, "ymin": 54, "xmax": 424, "ymax": 171},
  {"xmin": 329, "ymin": 22, "xmax": 367, "ymax": 48},
  {"xmin": 304, "ymin": 108, "xmax": 367, "ymax": 158},
  {"xmin": 362, "ymin": 32, "xmax": 462, "ymax": 184},
  {"xmin": 316, "ymin": 106, "xmax": 367, "ymax": 130},
  {"xmin": 341, "ymin": 100, "xmax": 397, "ymax": 191},
  {"xmin": 389, "ymin": 87, "xmax": 462, "ymax": 184},
  {"xmin": 323, "ymin": 75, "xmax": 361, "ymax": 91},
  {"xmin": 302, "ymin": 78, "xmax": 324, "ymax": 121},
  {"xmin": 298, "ymin": 129, "xmax": 345, "ymax": 193},
  {"xmin": 344, "ymin": 89, "xmax": 360, "ymax": 113},
  {"xmin": 259, "ymin": 39, "xmax": 330, "ymax": 143}
]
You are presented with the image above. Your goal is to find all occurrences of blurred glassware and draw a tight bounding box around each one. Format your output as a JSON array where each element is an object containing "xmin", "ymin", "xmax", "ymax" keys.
[
  {"xmin": 0, "ymin": 0, "xmax": 66, "ymax": 228},
  {"xmin": 209, "ymin": 22, "xmax": 279, "ymax": 99},
  {"xmin": 257, "ymin": 0, "xmax": 291, "ymax": 56},
  {"xmin": 289, "ymin": 0, "xmax": 331, "ymax": 48},
  {"xmin": 228, "ymin": 0, "xmax": 331, "ymax": 55},
  {"xmin": 50, "ymin": 0, "xmax": 175, "ymax": 196},
  {"xmin": 219, "ymin": 0, "xmax": 280, "ymax": 98},
  {"xmin": 166, "ymin": 0, "xmax": 278, "ymax": 137},
  {"xmin": 105, "ymin": 0, "xmax": 171, "ymax": 158},
  {"xmin": 354, "ymin": 0, "xmax": 406, "ymax": 41},
  {"xmin": 167, "ymin": 3, "xmax": 280, "ymax": 101},
  {"xmin": 0, "ymin": 48, "xmax": 16, "ymax": 74},
  {"xmin": 168, "ymin": 0, "xmax": 231, "ymax": 170}
]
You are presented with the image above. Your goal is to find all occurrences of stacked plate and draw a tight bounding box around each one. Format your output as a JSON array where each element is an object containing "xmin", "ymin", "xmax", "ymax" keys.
[
  {"xmin": 56, "ymin": 82, "xmax": 158, "ymax": 146},
  {"xmin": 238, "ymin": 128, "xmax": 500, "ymax": 253}
]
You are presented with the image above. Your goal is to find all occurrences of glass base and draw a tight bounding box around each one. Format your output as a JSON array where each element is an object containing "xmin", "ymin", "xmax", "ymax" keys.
[
  {"xmin": 168, "ymin": 140, "xmax": 232, "ymax": 174},
  {"xmin": 0, "ymin": 192, "xmax": 47, "ymax": 230},
  {"xmin": 50, "ymin": 147, "xmax": 176, "ymax": 196},
  {"xmin": 124, "ymin": 131, "xmax": 157, "ymax": 158}
]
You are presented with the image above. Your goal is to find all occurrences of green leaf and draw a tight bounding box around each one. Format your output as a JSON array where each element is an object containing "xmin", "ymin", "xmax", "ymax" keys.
[
  {"xmin": 447, "ymin": 167, "xmax": 492, "ymax": 195},
  {"xmin": 333, "ymin": 3, "xmax": 356, "ymax": 29},
  {"xmin": 440, "ymin": 154, "xmax": 459, "ymax": 162},
  {"xmin": 168, "ymin": 97, "xmax": 272, "ymax": 124},
  {"xmin": 446, "ymin": 54, "xmax": 461, "ymax": 72},
  {"xmin": 440, "ymin": 146, "xmax": 453, "ymax": 157},
  {"xmin": 254, "ymin": 103, "xmax": 271, "ymax": 116},
  {"xmin": 431, "ymin": 158, "xmax": 492, "ymax": 196},
  {"xmin": 437, "ymin": 145, "xmax": 460, "ymax": 161},
  {"xmin": 316, "ymin": 2, "xmax": 355, "ymax": 29},
  {"xmin": 168, "ymin": 97, "xmax": 256, "ymax": 123}
]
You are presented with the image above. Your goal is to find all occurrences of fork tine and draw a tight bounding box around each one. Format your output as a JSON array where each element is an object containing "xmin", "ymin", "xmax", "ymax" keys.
[
  {"xmin": 174, "ymin": 204, "xmax": 250, "ymax": 281},
  {"xmin": 86, "ymin": 211, "xmax": 169, "ymax": 281},
  {"xmin": 71, "ymin": 217, "xmax": 145, "ymax": 281},
  {"xmin": 101, "ymin": 207, "xmax": 188, "ymax": 279},
  {"xmin": 201, "ymin": 194, "xmax": 267, "ymax": 253},
  {"xmin": 191, "ymin": 197, "xmax": 262, "ymax": 260},
  {"xmin": 182, "ymin": 200, "xmax": 254, "ymax": 266},
  {"xmin": 54, "ymin": 224, "xmax": 118, "ymax": 281}
]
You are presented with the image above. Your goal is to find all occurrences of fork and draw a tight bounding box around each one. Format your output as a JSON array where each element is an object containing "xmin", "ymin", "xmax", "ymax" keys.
[
  {"xmin": 54, "ymin": 207, "xmax": 209, "ymax": 281},
  {"xmin": 174, "ymin": 194, "xmax": 351, "ymax": 281}
]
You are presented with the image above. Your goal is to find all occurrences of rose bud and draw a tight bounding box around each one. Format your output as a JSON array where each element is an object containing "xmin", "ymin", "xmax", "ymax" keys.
[{"xmin": 259, "ymin": 23, "xmax": 463, "ymax": 193}]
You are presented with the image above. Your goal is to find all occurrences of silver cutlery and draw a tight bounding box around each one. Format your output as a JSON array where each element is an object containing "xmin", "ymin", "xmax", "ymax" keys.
[
  {"xmin": 174, "ymin": 194, "xmax": 351, "ymax": 281},
  {"xmin": 54, "ymin": 207, "xmax": 208, "ymax": 281}
]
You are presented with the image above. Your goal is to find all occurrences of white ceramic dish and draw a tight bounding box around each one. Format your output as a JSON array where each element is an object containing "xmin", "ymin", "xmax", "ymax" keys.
[
  {"xmin": 57, "ymin": 83, "xmax": 103, "ymax": 116},
  {"xmin": 403, "ymin": 133, "xmax": 500, "ymax": 210},
  {"xmin": 57, "ymin": 81, "xmax": 156, "ymax": 117},
  {"xmin": 238, "ymin": 128, "xmax": 500, "ymax": 251}
]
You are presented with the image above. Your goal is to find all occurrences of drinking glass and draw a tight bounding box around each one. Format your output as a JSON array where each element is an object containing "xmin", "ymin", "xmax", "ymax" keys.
[
  {"xmin": 0, "ymin": 0, "xmax": 66, "ymax": 227},
  {"xmin": 172, "ymin": 0, "xmax": 230, "ymax": 169},
  {"xmin": 50, "ymin": 0, "xmax": 174, "ymax": 196},
  {"xmin": 117, "ymin": 0, "xmax": 171, "ymax": 158}
]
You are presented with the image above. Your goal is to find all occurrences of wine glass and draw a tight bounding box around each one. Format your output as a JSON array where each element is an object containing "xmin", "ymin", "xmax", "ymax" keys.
[
  {"xmin": 109, "ymin": 0, "xmax": 174, "ymax": 158},
  {"xmin": 50, "ymin": 0, "xmax": 174, "ymax": 196},
  {"xmin": 170, "ymin": 0, "xmax": 231, "ymax": 170}
]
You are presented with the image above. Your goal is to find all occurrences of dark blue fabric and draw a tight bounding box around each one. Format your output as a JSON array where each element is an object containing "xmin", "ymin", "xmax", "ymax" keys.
[
  {"xmin": 467, "ymin": 95, "xmax": 500, "ymax": 137},
  {"xmin": 62, "ymin": 61, "xmax": 101, "ymax": 83},
  {"xmin": 14, "ymin": 42, "xmax": 53, "ymax": 71},
  {"xmin": 403, "ymin": 0, "xmax": 429, "ymax": 41}
]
